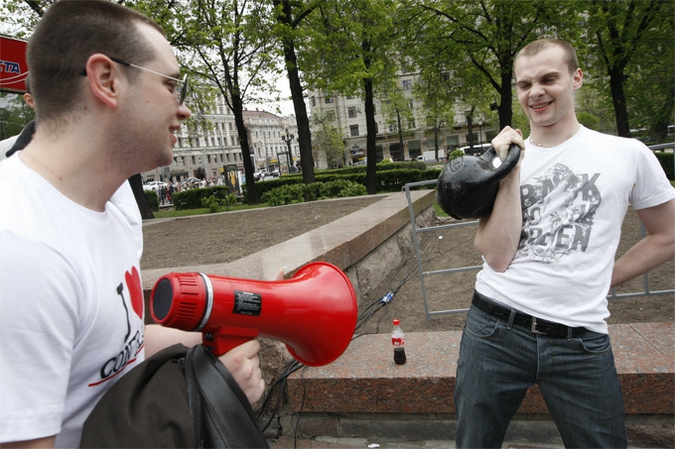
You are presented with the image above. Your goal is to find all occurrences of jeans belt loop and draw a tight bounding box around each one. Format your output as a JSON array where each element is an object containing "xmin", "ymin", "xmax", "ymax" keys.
[
  {"xmin": 530, "ymin": 316, "xmax": 545, "ymax": 334},
  {"xmin": 507, "ymin": 309, "xmax": 516, "ymax": 330}
]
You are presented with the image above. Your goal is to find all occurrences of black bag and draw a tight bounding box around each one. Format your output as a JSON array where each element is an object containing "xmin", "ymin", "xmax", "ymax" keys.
[{"xmin": 80, "ymin": 344, "xmax": 269, "ymax": 448}]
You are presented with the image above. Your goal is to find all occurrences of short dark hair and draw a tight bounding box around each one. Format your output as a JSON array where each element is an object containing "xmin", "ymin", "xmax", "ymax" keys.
[
  {"xmin": 27, "ymin": 0, "xmax": 165, "ymax": 125},
  {"xmin": 515, "ymin": 39, "xmax": 579, "ymax": 75}
]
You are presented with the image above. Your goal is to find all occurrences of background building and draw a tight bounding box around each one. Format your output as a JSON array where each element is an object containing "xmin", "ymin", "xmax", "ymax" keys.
[
  {"xmin": 143, "ymin": 95, "xmax": 298, "ymax": 184},
  {"xmin": 307, "ymin": 73, "xmax": 497, "ymax": 166},
  {"xmin": 244, "ymin": 110, "xmax": 299, "ymax": 174}
]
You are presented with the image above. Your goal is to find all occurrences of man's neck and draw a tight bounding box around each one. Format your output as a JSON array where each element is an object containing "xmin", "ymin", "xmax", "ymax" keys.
[
  {"xmin": 529, "ymin": 119, "xmax": 581, "ymax": 148},
  {"xmin": 19, "ymin": 130, "xmax": 125, "ymax": 212}
]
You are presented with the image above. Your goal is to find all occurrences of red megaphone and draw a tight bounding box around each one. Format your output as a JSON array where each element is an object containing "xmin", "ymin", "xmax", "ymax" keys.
[{"xmin": 150, "ymin": 262, "xmax": 358, "ymax": 366}]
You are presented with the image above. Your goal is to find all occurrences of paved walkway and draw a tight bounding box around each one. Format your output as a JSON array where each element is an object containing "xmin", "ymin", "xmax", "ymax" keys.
[{"xmin": 270, "ymin": 435, "xmax": 570, "ymax": 448}]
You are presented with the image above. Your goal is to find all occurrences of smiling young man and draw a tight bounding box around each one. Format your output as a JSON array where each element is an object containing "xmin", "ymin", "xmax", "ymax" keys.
[
  {"xmin": 0, "ymin": 2, "xmax": 264, "ymax": 448},
  {"xmin": 453, "ymin": 39, "xmax": 675, "ymax": 448}
]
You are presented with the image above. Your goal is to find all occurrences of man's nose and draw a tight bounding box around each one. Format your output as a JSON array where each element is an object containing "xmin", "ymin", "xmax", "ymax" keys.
[
  {"xmin": 529, "ymin": 82, "xmax": 545, "ymax": 98},
  {"xmin": 178, "ymin": 103, "xmax": 191, "ymax": 119}
]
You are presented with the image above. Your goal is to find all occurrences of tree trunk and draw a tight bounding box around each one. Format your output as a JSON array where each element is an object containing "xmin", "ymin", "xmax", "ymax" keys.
[
  {"xmin": 364, "ymin": 77, "xmax": 378, "ymax": 194},
  {"xmin": 499, "ymin": 71, "xmax": 513, "ymax": 128},
  {"xmin": 279, "ymin": 0, "xmax": 316, "ymax": 184},
  {"xmin": 231, "ymin": 93, "xmax": 259, "ymax": 204},
  {"xmin": 608, "ymin": 65, "xmax": 630, "ymax": 137},
  {"xmin": 128, "ymin": 174, "xmax": 154, "ymax": 220}
]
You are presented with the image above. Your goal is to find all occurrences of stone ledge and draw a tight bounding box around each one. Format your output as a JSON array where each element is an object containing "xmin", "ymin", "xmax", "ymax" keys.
[
  {"xmin": 287, "ymin": 322, "xmax": 674, "ymax": 416},
  {"xmin": 141, "ymin": 190, "xmax": 435, "ymax": 293}
]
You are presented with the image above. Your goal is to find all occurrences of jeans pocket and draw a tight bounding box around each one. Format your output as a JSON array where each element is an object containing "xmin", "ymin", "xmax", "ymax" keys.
[
  {"xmin": 578, "ymin": 331, "xmax": 611, "ymax": 354},
  {"xmin": 465, "ymin": 307, "xmax": 500, "ymax": 338}
]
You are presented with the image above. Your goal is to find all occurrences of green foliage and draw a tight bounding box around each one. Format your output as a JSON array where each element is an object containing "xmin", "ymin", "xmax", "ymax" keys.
[
  {"xmin": 261, "ymin": 180, "xmax": 367, "ymax": 206},
  {"xmin": 448, "ymin": 150, "xmax": 464, "ymax": 162},
  {"xmin": 144, "ymin": 190, "xmax": 159, "ymax": 212},
  {"xmin": 261, "ymin": 183, "xmax": 307, "ymax": 206},
  {"xmin": 583, "ymin": 0, "xmax": 674, "ymax": 137},
  {"xmin": 172, "ymin": 186, "xmax": 234, "ymax": 210},
  {"xmin": 201, "ymin": 193, "xmax": 238, "ymax": 213},
  {"xmin": 311, "ymin": 119, "xmax": 346, "ymax": 168},
  {"xmin": 251, "ymin": 162, "xmax": 437, "ymax": 198},
  {"xmin": 0, "ymin": 93, "xmax": 35, "ymax": 140},
  {"xmin": 576, "ymin": 111, "xmax": 600, "ymax": 132}
]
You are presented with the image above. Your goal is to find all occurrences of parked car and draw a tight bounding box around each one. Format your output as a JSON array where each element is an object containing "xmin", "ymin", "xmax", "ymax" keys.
[
  {"xmin": 143, "ymin": 181, "xmax": 164, "ymax": 191},
  {"xmin": 254, "ymin": 169, "xmax": 268, "ymax": 181},
  {"xmin": 181, "ymin": 177, "xmax": 202, "ymax": 188}
]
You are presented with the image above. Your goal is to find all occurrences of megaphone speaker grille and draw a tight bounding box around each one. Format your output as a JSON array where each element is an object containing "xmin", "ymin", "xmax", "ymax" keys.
[{"xmin": 152, "ymin": 278, "xmax": 173, "ymax": 320}]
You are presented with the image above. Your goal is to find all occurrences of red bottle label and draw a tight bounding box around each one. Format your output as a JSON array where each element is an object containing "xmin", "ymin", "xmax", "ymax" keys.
[{"xmin": 392, "ymin": 337, "xmax": 404, "ymax": 346}]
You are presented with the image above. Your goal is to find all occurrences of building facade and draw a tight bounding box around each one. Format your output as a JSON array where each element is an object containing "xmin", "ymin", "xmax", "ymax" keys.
[
  {"xmin": 307, "ymin": 73, "xmax": 496, "ymax": 166},
  {"xmin": 243, "ymin": 110, "xmax": 299, "ymax": 174},
  {"xmin": 142, "ymin": 94, "xmax": 299, "ymax": 183}
]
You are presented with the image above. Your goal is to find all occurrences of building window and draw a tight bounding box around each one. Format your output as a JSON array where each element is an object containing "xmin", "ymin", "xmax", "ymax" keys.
[
  {"xmin": 326, "ymin": 111, "xmax": 336, "ymax": 122},
  {"xmin": 350, "ymin": 125, "xmax": 359, "ymax": 137},
  {"xmin": 310, "ymin": 97, "xmax": 316, "ymax": 107},
  {"xmin": 409, "ymin": 100, "xmax": 414, "ymax": 110},
  {"xmin": 325, "ymin": 95, "xmax": 334, "ymax": 104},
  {"xmin": 402, "ymin": 79, "xmax": 412, "ymax": 91},
  {"xmin": 348, "ymin": 106, "xmax": 357, "ymax": 118}
]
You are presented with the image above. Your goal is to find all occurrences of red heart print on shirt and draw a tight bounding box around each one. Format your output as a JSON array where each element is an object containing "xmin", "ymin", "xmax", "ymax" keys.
[{"xmin": 125, "ymin": 266, "xmax": 144, "ymax": 320}]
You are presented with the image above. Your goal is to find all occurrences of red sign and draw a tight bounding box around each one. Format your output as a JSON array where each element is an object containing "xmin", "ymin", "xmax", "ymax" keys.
[{"xmin": 0, "ymin": 36, "xmax": 29, "ymax": 93}]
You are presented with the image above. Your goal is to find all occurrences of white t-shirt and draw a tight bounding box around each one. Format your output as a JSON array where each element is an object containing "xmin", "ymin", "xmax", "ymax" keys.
[
  {"xmin": 476, "ymin": 126, "xmax": 675, "ymax": 333},
  {"xmin": 0, "ymin": 155, "xmax": 146, "ymax": 447}
]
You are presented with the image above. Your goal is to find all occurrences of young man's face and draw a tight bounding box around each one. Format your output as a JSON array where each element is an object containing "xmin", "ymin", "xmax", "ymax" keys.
[
  {"xmin": 514, "ymin": 45, "xmax": 582, "ymax": 131},
  {"xmin": 118, "ymin": 23, "xmax": 191, "ymax": 172}
]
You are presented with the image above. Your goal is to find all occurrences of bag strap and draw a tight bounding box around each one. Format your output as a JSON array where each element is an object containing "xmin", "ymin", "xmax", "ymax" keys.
[
  {"xmin": 184, "ymin": 350, "xmax": 205, "ymax": 448},
  {"xmin": 185, "ymin": 345, "xmax": 269, "ymax": 448}
]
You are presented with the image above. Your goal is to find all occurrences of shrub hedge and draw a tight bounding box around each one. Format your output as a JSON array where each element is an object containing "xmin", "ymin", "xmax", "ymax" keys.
[
  {"xmin": 250, "ymin": 162, "xmax": 442, "ymax": 198},
  {"xmin": 655, "ymin": 152, "xmax": 674, "ymax": 180},
  {"xmin": 144, "ymin": 190, "xmax": 159, "ymax": 212},
  {"xmin": 262, "ymin": 179, "xmax": 368, "ymax": 206}
]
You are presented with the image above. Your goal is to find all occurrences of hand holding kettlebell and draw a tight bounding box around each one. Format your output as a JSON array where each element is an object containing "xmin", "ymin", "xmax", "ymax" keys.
[
  {"xmin": 435, "ymin": 128, "xmax": 523, "ymax": 220},
  {"xmin": 491, "ymin": 126, "xmax": 525, "ymax": 163}
]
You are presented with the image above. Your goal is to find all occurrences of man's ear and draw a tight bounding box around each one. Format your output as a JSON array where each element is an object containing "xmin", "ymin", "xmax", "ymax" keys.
[
  {"xmin": 572, "ymin": 68, "xmax": 583, "ymax": 91},
  {"xmin": 84, "ymin": 54, "xmax": 121, "ymax": 109}
]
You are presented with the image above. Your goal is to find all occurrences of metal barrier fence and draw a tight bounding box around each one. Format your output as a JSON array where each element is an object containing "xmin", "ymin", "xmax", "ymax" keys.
[{"xmin": 403, "ymin": 142, "xmax": 675, "ymax": 320}]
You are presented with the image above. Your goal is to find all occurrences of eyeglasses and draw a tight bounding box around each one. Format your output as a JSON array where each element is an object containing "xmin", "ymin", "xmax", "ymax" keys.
[
  {"xmin": 110, "ymin": 57, "xmax": 188, "ymax": 105},
  {"xmin": 81, "ymin": 56, "xmax": 188, "ymax": 104}
]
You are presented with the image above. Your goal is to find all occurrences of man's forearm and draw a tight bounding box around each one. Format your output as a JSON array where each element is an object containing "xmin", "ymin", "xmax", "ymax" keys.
[
  {"xmin": 475, "ymin": 168, "xmax": 523, "ymax": 272},
  {"xmin": 144, "ymin": 324, "xmax": 202, "ymax": 358}
]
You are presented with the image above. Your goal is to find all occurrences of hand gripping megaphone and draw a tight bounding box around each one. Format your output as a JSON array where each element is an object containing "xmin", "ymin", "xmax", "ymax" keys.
[{"xmin": 150, "ymin": 262, "xmax": 358, "ymax": 366}]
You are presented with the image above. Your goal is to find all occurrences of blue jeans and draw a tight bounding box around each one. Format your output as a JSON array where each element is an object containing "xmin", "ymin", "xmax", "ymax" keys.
[{"xmin": 454, "ymin": 297, "xmax": 627, "ymax": 448}]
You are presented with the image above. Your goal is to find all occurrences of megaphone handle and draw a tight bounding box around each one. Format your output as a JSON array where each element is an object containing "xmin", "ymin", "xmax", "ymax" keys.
[{"xmin": 202, "ymin": 327, "xmax": 260, "ymax": 356}]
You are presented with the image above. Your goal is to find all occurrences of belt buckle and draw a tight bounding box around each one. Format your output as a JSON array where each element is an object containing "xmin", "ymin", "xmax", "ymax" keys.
[{"xmin": 530, "ymin": 317, "xmax": 545, "ymax": 334}]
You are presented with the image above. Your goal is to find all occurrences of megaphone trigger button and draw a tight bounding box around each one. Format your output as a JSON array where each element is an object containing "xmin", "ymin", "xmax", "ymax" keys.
[{"xmin": 205, "ymin": 333, "xmax": 214, "ymax": 341}]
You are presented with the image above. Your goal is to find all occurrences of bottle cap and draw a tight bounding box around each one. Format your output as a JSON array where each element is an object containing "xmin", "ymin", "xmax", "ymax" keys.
[{"xmin": 393, "ymin": 319, "xmax": 400, "ymax": 325}]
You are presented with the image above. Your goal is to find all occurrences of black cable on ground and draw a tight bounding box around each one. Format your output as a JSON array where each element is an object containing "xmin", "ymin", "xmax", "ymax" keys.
[{"xmin": 257, "ymin": 225, "xmax": 474, "ymax": 439}]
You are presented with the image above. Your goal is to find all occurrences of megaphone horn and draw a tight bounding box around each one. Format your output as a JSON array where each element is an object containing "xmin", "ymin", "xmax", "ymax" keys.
[{"xmin": 150, "ymin": 262, "xmax": 358, "ymax": 367}]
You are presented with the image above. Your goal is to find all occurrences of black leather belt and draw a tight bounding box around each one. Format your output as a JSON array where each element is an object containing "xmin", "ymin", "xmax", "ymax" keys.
[{"xmin": 472, "ymin": 291, "xmax": 587, "ymax": 338}]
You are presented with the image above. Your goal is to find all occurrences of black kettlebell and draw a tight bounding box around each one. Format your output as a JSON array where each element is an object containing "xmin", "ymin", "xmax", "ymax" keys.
[{"xmin": 435, "ymin": 144, "xmax": 521, "ymax": 220}]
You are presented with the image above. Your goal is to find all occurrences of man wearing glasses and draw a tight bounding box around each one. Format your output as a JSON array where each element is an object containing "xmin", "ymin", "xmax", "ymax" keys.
[{"xmin": 0, "ymin": 1, "xmax": 264, "ymax": 448}]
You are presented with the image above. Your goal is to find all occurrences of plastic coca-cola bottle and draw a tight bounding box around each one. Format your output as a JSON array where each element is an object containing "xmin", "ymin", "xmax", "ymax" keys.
[{"xmin": 391, "ymin": 319, "xmax": 406, "ymax": 365}]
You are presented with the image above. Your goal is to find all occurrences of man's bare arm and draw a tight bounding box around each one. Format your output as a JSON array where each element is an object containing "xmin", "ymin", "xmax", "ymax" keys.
[{"xmin": 612, "ymin": 199, "xmax": 675, "ymax": 287}]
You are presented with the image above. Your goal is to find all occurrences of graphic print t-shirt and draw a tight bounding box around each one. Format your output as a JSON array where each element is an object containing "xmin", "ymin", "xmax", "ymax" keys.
[
  {"xmin": 475, "ymin": 126, "xmax": 675, "ymax": 333},
  {"xmin": 0, "ymin": 155, "xmax": 145, "ymax": 447}
]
